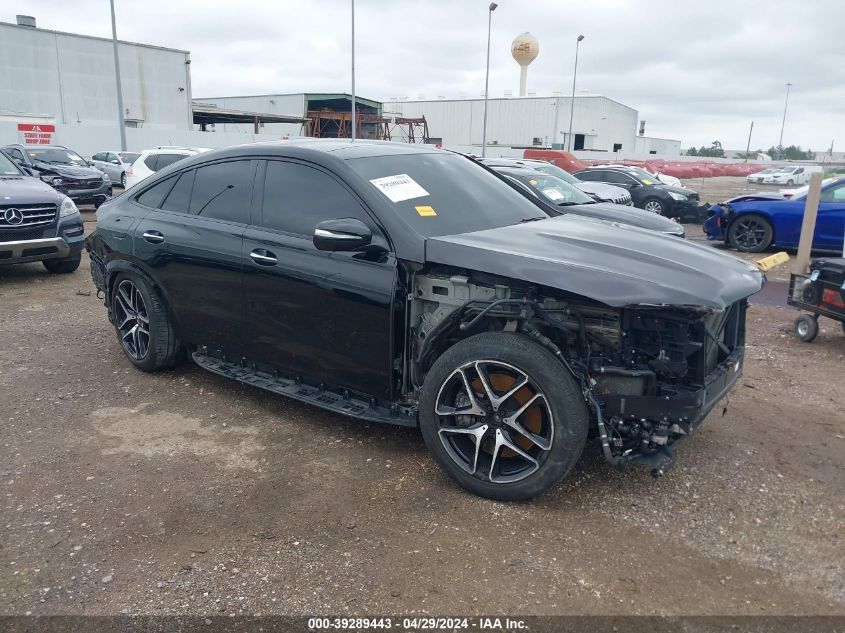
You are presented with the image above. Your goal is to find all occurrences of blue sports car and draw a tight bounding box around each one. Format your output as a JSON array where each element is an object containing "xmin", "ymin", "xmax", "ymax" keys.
[{"xmin": 704, "ymin": 177, "xmax": 845, "ymax": 252}]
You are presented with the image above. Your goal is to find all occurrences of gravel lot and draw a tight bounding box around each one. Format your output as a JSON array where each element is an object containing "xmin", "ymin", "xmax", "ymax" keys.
[{"xmin": 0, "ymin": 178, "xmax": 842, "ymax": 617}]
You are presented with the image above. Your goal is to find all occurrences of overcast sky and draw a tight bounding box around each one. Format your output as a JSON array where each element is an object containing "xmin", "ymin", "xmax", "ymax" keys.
[{"xmin": 17, "ymin": 0, "xmax": 845, "ymax": 151}]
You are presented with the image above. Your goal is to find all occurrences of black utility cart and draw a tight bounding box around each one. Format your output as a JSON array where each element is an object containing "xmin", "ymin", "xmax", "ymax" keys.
[{"xmin": 788, "ymin": 258, "xmax": 845, "ymax": 342}]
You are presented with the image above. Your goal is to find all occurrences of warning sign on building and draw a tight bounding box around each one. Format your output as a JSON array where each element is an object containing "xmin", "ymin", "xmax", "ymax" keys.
[{"xmin": 17, "ymin": 123, "xmax": 56, "ymax": 145}]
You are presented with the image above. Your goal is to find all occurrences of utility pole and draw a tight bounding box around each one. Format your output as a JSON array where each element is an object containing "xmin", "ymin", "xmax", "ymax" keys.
[
  {"xmin": 350, "ymin": 0, "xmax": 356, "ymax": 141},
  {"xmin": 744, "ymin": 120, "xmax": 754, "ymax": 162},
  {"xmin": 109, "ymin": 0, "xmax": 127, "ymax": 151},
  {"xmin": 778, "ymin": 82, "xmax": 792, "ymax": 153},
  {"xmin": 481, "ymin": 3, "xmax": 497, "ymax": 157},
  {"xmin": 567, "ymin": 35, "xmax": 585, "ymax": 152}
]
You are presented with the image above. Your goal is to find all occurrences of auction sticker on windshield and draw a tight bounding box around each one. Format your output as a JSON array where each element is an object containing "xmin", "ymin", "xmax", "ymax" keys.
[{"xmin": 369, "ymin": 174, "xmax": 429, "ymax": 203}]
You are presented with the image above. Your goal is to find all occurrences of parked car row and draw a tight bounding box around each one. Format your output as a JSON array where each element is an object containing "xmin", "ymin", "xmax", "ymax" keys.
[
  {"xmin": 745, "ymin": 164, "xmax": 823, "ymax": 186},
  {"xmin": 84, "ymin": 139, "xmax": 764, "ymax": 500}
]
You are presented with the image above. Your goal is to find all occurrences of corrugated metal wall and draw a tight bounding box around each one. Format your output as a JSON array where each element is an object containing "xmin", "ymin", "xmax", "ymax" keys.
[
  {"xmin": 0, "ymin": 22, "xmax": 192, "ymax": 129},
  {"xmin": 387, "ymin": 96, "xmax": 640, "ymax": 153}
]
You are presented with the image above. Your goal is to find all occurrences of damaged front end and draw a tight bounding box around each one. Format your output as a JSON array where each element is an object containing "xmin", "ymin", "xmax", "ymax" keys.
[{"xmin": 410, "ymin": 271, "xmax": 751, "ymax": 477}]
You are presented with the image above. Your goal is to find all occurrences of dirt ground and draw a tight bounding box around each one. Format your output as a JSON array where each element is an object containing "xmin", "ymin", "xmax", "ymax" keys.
[{"xmin": 0, "ymin": 179, "xmax": 843, "ymax": 617}]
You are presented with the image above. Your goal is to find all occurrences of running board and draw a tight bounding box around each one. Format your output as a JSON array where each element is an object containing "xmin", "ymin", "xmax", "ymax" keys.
[{"xmin": 192, "ymin": 352, "xmax": 418, "ymax": 427}]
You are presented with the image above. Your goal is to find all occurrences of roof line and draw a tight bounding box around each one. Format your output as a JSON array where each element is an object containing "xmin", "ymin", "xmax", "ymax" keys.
[{"xmin": 0, "ymin": 21, "xmax": 189, "ymax": 55}]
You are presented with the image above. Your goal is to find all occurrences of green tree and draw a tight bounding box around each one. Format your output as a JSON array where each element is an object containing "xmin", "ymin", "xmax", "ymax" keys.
[{"xmin": 686, "ymin": 147, "xmax": 698, "ymax": 156}]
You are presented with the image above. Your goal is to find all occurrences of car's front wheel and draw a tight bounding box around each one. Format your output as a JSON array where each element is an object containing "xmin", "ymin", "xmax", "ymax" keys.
[
  {"xmin": 120, "ymin": 173, "xmax": 126, "ymax": 188},
  {"xmin": 787, "ymin": 179, "xmax": 794, "ymax": 186},
  {"xmin": 642, "ymin": 197, "xmax": 666, "ymax": 215},
  {"xmin": 728, "ymin": 214, "xmax": 773, "ymax": 252},
  {"xmin": 419, "ymin": 332, "xmax": 588, "ymax": 501},
  {"xmin": 111, "ymin": 273, "xmax": 183, "ymax": 371}
]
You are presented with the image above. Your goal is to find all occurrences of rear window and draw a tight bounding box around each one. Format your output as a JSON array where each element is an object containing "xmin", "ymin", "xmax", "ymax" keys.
[{"xmin": 120, "ymin": 152, "xmax": 141, "ymax": 164}]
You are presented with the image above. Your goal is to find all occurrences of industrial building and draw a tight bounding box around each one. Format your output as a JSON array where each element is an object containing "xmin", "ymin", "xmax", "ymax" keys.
[
  {"xmin": 0, "ymin": 16, "xmax": 194, "ymax": 129},
  {"xmin": 386, "ymin": 95, "xmax": 681, "ymax": 157}
]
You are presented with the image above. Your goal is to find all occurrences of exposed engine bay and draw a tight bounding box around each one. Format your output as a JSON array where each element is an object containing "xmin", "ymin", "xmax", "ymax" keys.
[{"xmin": 409, "ymin": 269, "xmax": 747, "ymax": 476}]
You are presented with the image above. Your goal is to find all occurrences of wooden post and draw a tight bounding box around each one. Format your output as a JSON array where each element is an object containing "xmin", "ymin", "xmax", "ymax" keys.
[{"xmin": 792, "ymin": 171, "xmax": 824, "ymax": 274}]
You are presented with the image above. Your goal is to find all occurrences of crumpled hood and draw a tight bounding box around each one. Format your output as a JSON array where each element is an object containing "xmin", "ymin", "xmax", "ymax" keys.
[
  {"xmin": 563, "ymin": 202, "xmax": 683, "ymax": 235},
  {"xmin": 426, "ymin": 215, "xmax": 763, "ymax": 310},
  {"xmin": 0, "ymin": 176, "xmax": 64, "ymax": 205},
  {"xmin": 35, "ymin": 161, "xmax": 101, "ymax": 179}
]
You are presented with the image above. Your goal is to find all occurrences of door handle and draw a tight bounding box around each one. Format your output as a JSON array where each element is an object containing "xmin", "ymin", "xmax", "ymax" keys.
[
  {"xmin": 142, "ymin": 230, "xmax": 165, "ymax": 244},
  {"xmin": 250, "ymin": 249, "xmax": 278, "ymax": 266}
]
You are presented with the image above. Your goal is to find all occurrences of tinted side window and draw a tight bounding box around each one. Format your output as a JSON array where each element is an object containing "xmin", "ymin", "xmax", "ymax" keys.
[
  {"xmin": 92, "ymin": 152, "xmax": 105, "ymax": 161},
  {"xmin": 9, "ymin": 148, "xmax": 26, "ymax": 163},
  {"xmin": 261, "ymin": 161, "xmax": 368, "ymax": 236},
  {"xmin": 576, "ymin": 170, "xmax": 601, "ymax": 182},
  {"xmin": 143, "ymin": 154, "xmax": 159, "ymax": 170},
  {"xmin": 156, "ymin": 153, "xmax": 187, "ymax": 171},
  {"xmin": 161, "ymin": 170, "xmax": 195, "ymax": 213},
  {"xmin": 136, "ymin": 176, "xmax": 176, "ymax": 208},
  {"xmin": 604, "ymin": 171, "xmax": 634, "ymax": 185},
  {"xmin": 190, "ymin": 161, "xmax": 254, "ymax": 223}
]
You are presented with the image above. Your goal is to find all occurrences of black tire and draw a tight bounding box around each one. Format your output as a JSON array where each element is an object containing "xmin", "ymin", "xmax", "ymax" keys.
[
  {"xmin": 419, "ymin": 332, "xmax": 588, "ymax": 501},
  {"xmin": 111, "ymin": 272, "xmax": 183, "ymax": 371},
  {"xmin": 728, "ymin": 214, "xmax": 774, "ymax": 252},
  {"xmin": 641, "ymin": 197, "xmax": 666, "ymax": 215},
  {"xmin": 42, "ymin": 253, "xmax": 81, "ymax": 274},
  {"xmin": 120, "ymin": 173, "xmax": 126, "ymax": 188},
  {"xmin": 786, "ymin": 179, "xmax": 794, "ymax": 186},
  {"xmin": 793, "ymin": 314, "xmax": 819, "ymax": 343}
]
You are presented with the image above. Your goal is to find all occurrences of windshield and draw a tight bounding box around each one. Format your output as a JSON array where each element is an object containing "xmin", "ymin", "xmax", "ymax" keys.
[
  {"xmin": 621, "ymin": 167, "xmax": 661, "ymax": 184},
  {"xmin": 27, "ymin": 148, "xmax": 88, "ymax": 167},
  {"xmin": 347, "ymin": 153, "xmax": 548, "ymax": 238},
  {"xmin": 119, "ymin": 152, "xmax": 141, "ymax": 163},
  {"xmin": 520, "ymin": 173, "xmax": 594, "ymax": 205},
  {"xmin": 530, "ymin": 162, "xmax": 581, "ymax": 185},
  {"xmin": 0, "ymin": 152, "xmax": 22, "ymax": 175}
]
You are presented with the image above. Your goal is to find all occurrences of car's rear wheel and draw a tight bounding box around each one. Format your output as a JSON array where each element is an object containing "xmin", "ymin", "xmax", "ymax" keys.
[
  {"xmin": 728, "ymin": 214, "xmax": 773, "ymax": 252},
  {"xmin": 111, "ymin": 273, "xmax": 183, "ymax": 371},
  {"xmin": 43, "ymin": 253, "xmax": 81, "ymax": 274},
  {"xmin": 642, "ymin": 198, "xmax": 665, "ymax": 215},
  {"xmin": 793, "ymin": 314, "xmax": 819, "ymax": 342},
  {"xmin": 787, "ymin": 179, "xmax": 794, "ymax": 186},
  {"xmin": 419, "ymin": 332, "xmax": 588, "ymax": 501}
]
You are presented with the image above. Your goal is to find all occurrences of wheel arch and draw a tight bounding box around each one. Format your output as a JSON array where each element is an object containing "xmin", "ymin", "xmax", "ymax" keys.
[
  {"xmin": 726, "ymin": 209, "xmax": 778, "ymax": 245},
  {"xmin": 105, "ymin": 259, "xmax": 184, "ymax": 337}
]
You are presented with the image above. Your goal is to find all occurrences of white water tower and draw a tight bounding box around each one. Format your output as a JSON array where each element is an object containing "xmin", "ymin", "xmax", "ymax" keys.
[{"xmin": 511, "ymin": 32, "xmax": 539, "ymax": 97}]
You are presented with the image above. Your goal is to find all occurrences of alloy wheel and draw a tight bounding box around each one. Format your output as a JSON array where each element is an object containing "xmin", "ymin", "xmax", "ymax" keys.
[
  {"xmin": 644, "ymin": 200, "xmax": 663, "ymax": 213},
  {"xmin": 115, "ymin": 279, "xmax": 150, "ymax": 360},
  {"xmin": 434, "ymin": 360, "xmax": 554, "ymax": 484},
  {"xmin": 732, "ymin": 217, "xmax": 769, "ymax": 250}
]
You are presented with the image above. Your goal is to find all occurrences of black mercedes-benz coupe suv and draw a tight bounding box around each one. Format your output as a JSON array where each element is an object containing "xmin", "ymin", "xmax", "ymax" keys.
[{"xmin": 86, "ymin": 140, "xmax": 763, "ymax": 500}]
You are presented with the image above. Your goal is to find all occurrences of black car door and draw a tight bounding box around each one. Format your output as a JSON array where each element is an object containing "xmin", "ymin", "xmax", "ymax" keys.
[
  {"xmin": 242, "ymin": 159, "xmax": 396, "ymax": 400},
  {"xmin": 132, "ymin": 159, "xmax": 258, "ymax": 357},
  {"xmin": 602, "ymin": 171, "xmax": 646, "ymax": 205}
]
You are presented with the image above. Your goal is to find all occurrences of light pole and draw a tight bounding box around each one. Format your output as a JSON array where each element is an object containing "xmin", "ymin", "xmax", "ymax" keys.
[
  {"xmin": 109, "ymin": 0, "xmax": 127, "ymax": 151},
  {"xmin": 778, "ymin": 82, "xmax": 792, "ymax": 153},
  {"xmin": 566, "ymin": 34, "xmax": 584, "ymax": 153},
  {"xmin": 350, "ymin": 0, "xmax": 356, "ymax": 141},
  {"xmin": 481, "ymin": 2, "xmax": 497, "ymax": 157}
]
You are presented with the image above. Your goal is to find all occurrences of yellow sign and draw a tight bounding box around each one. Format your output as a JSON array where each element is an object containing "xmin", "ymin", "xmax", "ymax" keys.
[
  {"xmin": 415, "ymin": 205, "xmax": 437, "ymax": 217},
  {"xmin": 641, "ymin": 179, "xmax": 653, "ymax": 185}
]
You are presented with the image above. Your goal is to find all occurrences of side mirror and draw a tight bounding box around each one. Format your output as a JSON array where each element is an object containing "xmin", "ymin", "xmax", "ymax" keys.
[
  {"xmin": 111, "ymin": 159, "xmax": 121, "ymax": 165},
  {"xmin": 88, "ymin": 160, "xmax": 96, "ymax": 166},
  {"xmin": 313, "ymin": 218, "xmax": 372, "ymax": 252}
]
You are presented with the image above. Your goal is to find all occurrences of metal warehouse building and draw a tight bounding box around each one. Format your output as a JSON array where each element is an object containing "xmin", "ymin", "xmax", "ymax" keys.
[
  {"xmin": 0, "ymin": 16, "xmax": 193, "ymax": 130},
  {"xmin": 387, "ymin": 95, "xmax": 681, "ymax": 157}
]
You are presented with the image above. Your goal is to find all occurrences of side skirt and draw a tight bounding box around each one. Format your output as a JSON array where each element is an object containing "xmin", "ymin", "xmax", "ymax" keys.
[{"xmin": 192, "ymin": 352, "xmax": 418, "ymax": 428}]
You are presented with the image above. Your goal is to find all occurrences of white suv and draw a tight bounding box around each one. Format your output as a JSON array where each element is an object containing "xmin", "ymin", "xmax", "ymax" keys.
[{"xmin": 124, "ymin": 147, "xmax": 211, "ymax": 189}]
